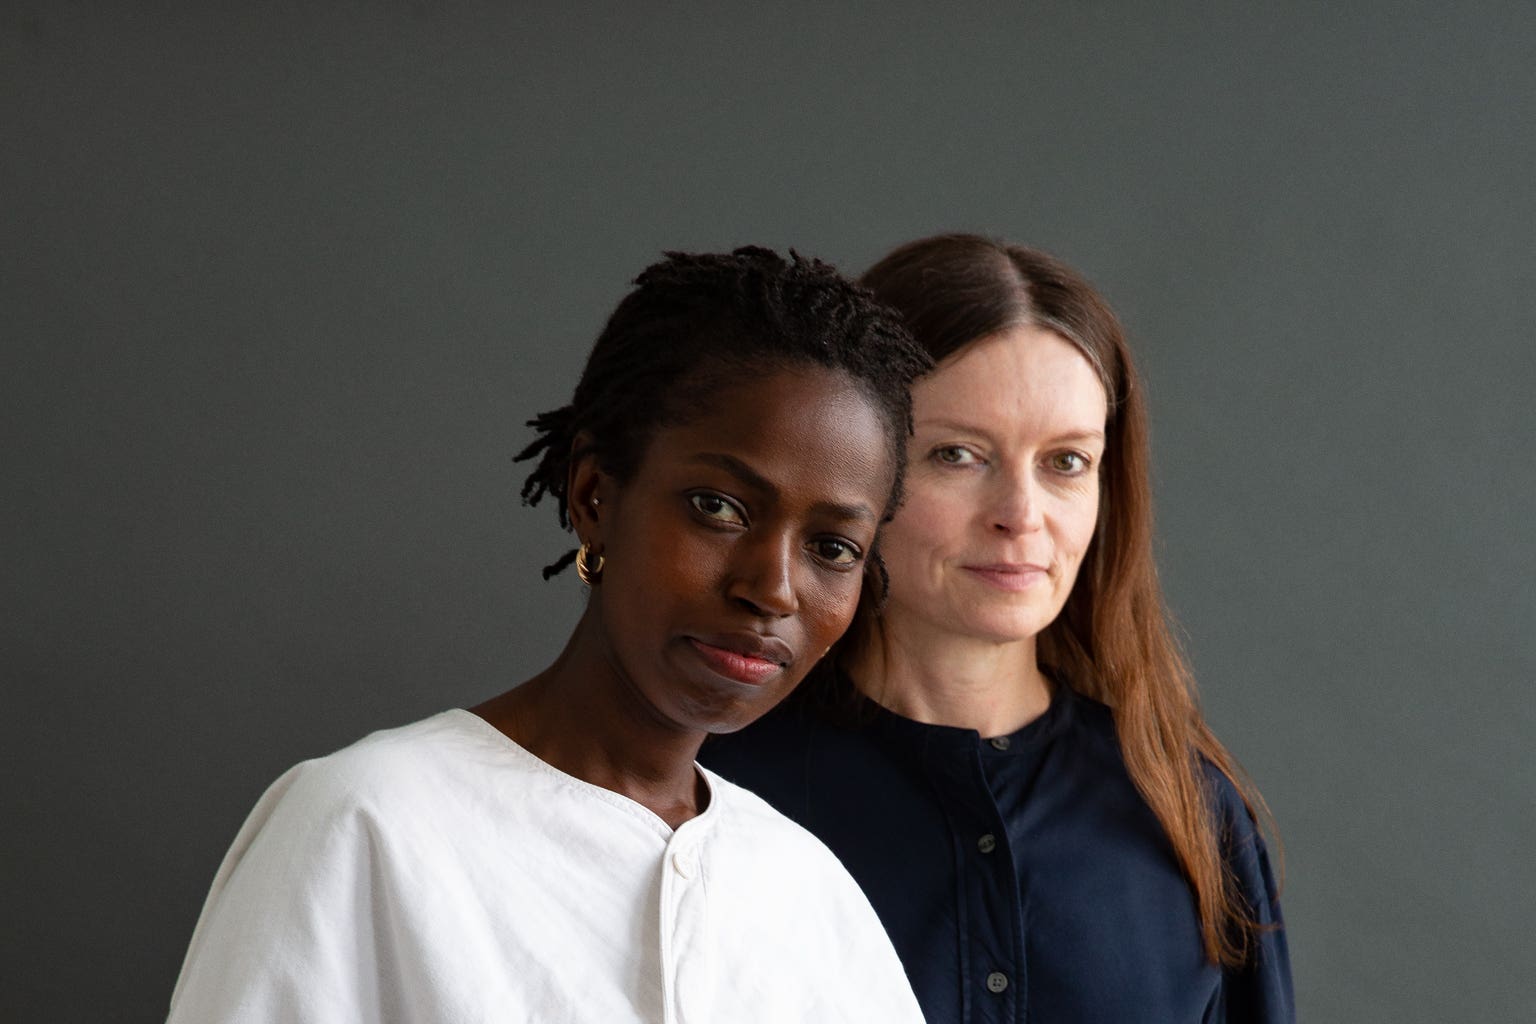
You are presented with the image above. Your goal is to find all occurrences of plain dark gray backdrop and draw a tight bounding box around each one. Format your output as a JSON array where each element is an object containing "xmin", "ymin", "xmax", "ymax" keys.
[{"xmin": 5, "ymin": 3, "xmax": 1533, "ymax": 1021}]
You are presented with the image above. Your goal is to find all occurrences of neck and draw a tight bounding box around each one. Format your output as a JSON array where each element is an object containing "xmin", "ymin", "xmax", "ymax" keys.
[
  {"xmin": 848, "ymin": 619, "xmax": 1053, "ymax": 737},
  {"xmin": 472, "ymin": 613, "xmax": 708, "ymax": 830}
]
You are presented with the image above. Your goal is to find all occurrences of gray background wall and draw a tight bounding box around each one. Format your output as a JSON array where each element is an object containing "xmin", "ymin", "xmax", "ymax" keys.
[{"xmin": 4, "ymin": 3, "xmax": 1532, "ymax": 1021}]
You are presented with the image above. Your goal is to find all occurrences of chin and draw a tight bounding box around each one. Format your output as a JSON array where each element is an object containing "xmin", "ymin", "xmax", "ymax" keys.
[
  {"xmin": 676, "ymin": 689, "xmax": 787, "ymax": 736},
  {"xmin": 699, "ymin": 713, "xmax": 762, "ymax": 736},
  {"xmin": 955, "ymin": 612, "xmax": 1056, "ymax": 646}
]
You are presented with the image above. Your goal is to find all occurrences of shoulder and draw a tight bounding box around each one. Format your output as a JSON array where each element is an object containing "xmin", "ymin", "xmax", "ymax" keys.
[
  {"xmin": 1199, "ymin": 761, "xmax": 1279, "ymax": 898},
  {"xmin": 1076, "ymin": 692, "xmax": 1271, "ymax": 864},
  {"xmin": 221, "ymin": 710, "xmax": 506, "ymax": 870},
  {"xmin": 1065, "ymin": 686, "xmax": 1118, "ymax": 741},
  {"xmin": 270, "ymin": 711, "xmax": 486, "ymax": 819},
  {"xmin": 168, "ymin": 714, "xmax": 483, "ymax": 1019},
  {"xmin": 1202, "ymin": 761, "xmax": 1259, "ymax": 834},
  {"xmin": 1193, "ymin": 756, "xmax": 1277, "ymax": 886},
  {"xmin": 1057, "ymin": 686, "xmax": 1137, "ymax": 774},
  {"xmin": 313, "ymin": 709, "xmax": 492, "ymax": 787}
]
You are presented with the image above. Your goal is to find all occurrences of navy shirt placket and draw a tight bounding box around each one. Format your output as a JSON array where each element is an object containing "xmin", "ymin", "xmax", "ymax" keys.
[{"xmin": 915, "ymin": 727, "xmax": 1028, "ymax": 1023}]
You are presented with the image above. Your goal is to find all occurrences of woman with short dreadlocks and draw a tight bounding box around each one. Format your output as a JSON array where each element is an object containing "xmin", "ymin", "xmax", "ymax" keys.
[{"xmin": 167, "ymin": 248, "xmax": 931, "ymax": 1024}]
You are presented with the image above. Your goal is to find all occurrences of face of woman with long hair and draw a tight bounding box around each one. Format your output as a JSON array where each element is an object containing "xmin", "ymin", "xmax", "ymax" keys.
[{"xmin": 877, "ymin": 324, "xmax": 1108, "ymax": 650}]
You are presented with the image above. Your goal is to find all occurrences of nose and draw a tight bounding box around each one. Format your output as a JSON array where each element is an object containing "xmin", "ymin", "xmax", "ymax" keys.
[
  {"xmin": 991, "ymin": 469, "xmax": 1045, "ymax": 535},
  {"xmin": 726, "ymin": 531, "xmax": 799, "ymax": 618}
]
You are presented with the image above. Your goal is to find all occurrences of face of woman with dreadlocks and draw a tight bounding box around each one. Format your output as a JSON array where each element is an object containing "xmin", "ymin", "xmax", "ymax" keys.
[{"xmin": 570, "ymin": 365, "xmax": 894, "ymax": 735}]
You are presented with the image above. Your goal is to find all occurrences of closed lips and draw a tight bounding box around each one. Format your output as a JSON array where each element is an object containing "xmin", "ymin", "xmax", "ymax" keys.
[
  {"xmin": 965, "ymin": 563, "xmax": 1047, "ymax": 573},
  {"xmin": 686, "ymin": 633, "xmax": 793, "ymax": 685},
  {"xmin": 962, "ymin": 564, "xmax": 1048, "ymax": 590},
  {"xmin": 689, "ymin": 631, "xmax": 793, "ymax": 665}
]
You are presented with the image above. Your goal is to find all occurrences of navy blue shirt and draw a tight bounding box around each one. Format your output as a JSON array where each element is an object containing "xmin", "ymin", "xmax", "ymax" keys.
[{"xmin": 702, "ymin": 682, "xmax": 1293, "ymax": 1024}]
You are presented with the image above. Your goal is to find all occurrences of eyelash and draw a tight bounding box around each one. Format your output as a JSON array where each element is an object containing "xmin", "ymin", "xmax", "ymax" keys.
[
  {"xmin": 689, "ymin": 492, "xmax": 745, "ymax": 525},
  {"xmin": 810, "ymin": 538, "xmax": 862, "ymax": 567},
  {"xmin": 931, "ymin": 445, "xmax": 1095, "ymax": 475},
  {"xmin": 687, "ymin": 492, "xmax": 864, "ymax": 569},
  {"xmin": 931, "ymin": 444, "xmax": 982, "ymax": 466},
  {"xmin": 1048, "ymin": 451, "xmax": 1093, "ymax": 475}
]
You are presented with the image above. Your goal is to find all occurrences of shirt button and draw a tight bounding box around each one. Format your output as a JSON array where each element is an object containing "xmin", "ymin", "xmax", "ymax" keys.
[
  {"xmin": 989, "ymin": 736, "xmax": 1011, "ymax": 751},
  {"xmin": 977, "ymin": 833, "xmax": 997, "ymax": 854},
  {"xmin": 672, "ymin": 850, "xmax": 696, "ymax": 878},
  {"xmin": 985, "ymin": 971, "xmax": 1009, "ymax": 994}
]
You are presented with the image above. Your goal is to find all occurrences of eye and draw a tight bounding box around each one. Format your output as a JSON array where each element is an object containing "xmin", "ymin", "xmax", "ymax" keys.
[
  {"xmin": 932, "ymin": 444, "xmax": 983, "ymax": 466},
  {"xmin": 808, "ymin": 537, "xmax": 863, "ymax": 567},
  {"xmin": 689, "ymin": 492, "xmax": 747, "ymax": 526},
  {"xmin": 1047, "ymin": 451, "xmax": 1093, "ymax": 475}
]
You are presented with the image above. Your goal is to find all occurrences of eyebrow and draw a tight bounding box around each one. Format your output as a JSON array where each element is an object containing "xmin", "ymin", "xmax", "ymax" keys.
[
  {"xmin": 918, "ymin": 418, "xmax": 1106, "ymax": 445},
  {"xmin": 690, "ymin": 452, "xmax": 878, "ymax": 524}
]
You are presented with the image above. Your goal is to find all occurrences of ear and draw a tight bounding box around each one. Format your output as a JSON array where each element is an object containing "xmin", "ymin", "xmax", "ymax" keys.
[{"xmin": 565, "ymin": 432, "xmax": 611, "ymax": 550}]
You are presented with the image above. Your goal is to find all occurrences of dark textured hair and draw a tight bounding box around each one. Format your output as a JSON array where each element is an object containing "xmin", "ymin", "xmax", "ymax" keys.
[
  {"xmin": 854, "ymin": 232, "xmax": 1278, "ymax": 968},
  {"xmin": 515, "ymin": 246, "xmax": 932, "ymax": 579}
]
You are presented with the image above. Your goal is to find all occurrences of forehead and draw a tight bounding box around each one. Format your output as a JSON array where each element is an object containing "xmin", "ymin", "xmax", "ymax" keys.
[
  {"xmin": 916, "ymin": 325, "xmax": 1107, "ymax": 434},
  {"xmin": 640, "ymin": 366, "xmax": 896, "ymax": 505}
]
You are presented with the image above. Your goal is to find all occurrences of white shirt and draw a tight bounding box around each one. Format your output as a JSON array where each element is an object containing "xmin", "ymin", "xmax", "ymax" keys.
[{"xmin": 167, "ymin": 710, "xmax": 923, "ymax": 1023}]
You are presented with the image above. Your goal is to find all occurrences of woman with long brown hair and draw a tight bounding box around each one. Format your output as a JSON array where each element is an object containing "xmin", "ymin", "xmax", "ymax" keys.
[{"xmin": 704, "ymin": 234, "xmax": 1293, "ymax": 1022}]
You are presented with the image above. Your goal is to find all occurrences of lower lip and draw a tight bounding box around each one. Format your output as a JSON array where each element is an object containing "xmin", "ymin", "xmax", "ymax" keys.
[
  {"xmin": 686, "ymin": 638, "xmax": 784, "ymax": 685},
  {"xmin": 963, "ymin": 567, "xmax": 1048, "ymax": 592}
]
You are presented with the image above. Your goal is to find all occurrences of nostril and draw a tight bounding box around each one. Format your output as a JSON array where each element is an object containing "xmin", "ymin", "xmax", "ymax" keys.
[{"xmin": 732, "ymin": 589, "xmax": 795, "ymax": 619}]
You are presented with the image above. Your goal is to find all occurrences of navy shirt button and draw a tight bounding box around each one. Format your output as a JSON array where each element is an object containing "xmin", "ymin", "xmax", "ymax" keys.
[
  {"xmin": 985, "ymin": 971, "xmax": 1009, "ymax": 993},
  {"xmin": 977, "ymin": 833, "xmax": 997, "ymax": 854},
  {"xmin": 989, "ymin": 736, "xmax": 1011, "ymax": 751}
]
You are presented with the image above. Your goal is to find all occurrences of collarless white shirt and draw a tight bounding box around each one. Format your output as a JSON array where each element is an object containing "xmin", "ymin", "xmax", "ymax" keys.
[{"xmin": 168, "ymin": 710, "xmax": 923, "ymax": 1023}]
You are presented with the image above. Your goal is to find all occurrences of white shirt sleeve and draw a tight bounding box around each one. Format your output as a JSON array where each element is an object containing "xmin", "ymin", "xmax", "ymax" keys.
[{"xmin": 167, "ymin": 759, "xmax": 397, "ymax": 1022}]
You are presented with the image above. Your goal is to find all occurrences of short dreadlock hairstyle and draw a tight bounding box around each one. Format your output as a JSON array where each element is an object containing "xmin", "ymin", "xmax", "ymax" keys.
[{"xmin": 515, "ymin": 246, "xmax": 932, "ymax": 579}]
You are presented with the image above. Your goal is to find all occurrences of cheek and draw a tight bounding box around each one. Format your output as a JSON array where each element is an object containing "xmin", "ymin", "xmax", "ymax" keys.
[
  {"xmin": 1056, "ymin": 490, "xmax": 1101, "ymax": 562},
  {"xmin": 656, "ymin": 533, "xmax": 727, "ymax": 598},
  {"xmin": 885, "ymin": 487, "xmax": 965, "ymax": 560},
  {"xmin": 799, "ymin": 572, "xmax": 865, "ymax": 646},
  {"xmin": 608, "ymin": 520, "xmax": 720, "ymax": 614}
]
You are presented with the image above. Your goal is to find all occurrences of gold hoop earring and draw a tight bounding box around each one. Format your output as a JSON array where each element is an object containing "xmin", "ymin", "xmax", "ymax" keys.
[{"xmin": 575, "ymin": 543, "xmax": 605, "ymax": 586}]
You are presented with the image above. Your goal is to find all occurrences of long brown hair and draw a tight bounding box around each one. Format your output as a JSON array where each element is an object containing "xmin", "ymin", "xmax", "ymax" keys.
[{"xmin": 856, "ymin": 232, "xmax": 1276, "ymax": 967}]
